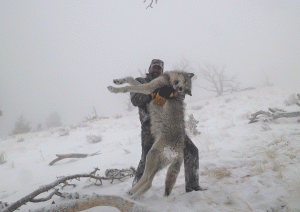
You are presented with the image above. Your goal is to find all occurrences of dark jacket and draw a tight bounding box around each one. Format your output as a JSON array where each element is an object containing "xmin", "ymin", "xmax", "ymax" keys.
[{"xmin": 130, "ymin": 74, "xmax": 155, "ymax": 124}]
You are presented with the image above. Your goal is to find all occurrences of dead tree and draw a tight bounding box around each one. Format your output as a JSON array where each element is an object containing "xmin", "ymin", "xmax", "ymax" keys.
[
  {"xmin": 249, "ymin": 95, "xmax": 300, "ymax": 123},
  {"xmin": 197, "ymin": 64, "xmax": 239, "ymax": 96},
  {"xmin": 249, "ymin": 108, "xmax": 300, "ymax": 123},
  {"xmin": 173, "ymin": 58, "xmax": 194, "ymax": 72},
  {"xmin": 1, "ymin": 168, "xmax": 136, "ymax": 212}
]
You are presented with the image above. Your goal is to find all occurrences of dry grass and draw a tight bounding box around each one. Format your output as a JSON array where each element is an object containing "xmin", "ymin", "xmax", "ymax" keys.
[
  {"xmin": 201, "ymin": 166, "xmax": 231, "ymax": 180},
  {"xmin": 234, "ymin": 194, "xmax": 253, "ymax": 211},
  {"xmin": 268, "ymin": 134, "xmax": 287, "ymax": 146},
  {"xmin": 201, "ymin": 130, "xmax": 216, "ymax": 152},
  {"xmin": 265, "ymin": 149, "xmax": 285, "ymax": 178},
  {"xmin": 284, "ymin": 168, "xmax": 300, "ymax": 210},
  {"xmin": 261, "ymin": 123, "xmax": 271, "ymax": 131},
  {"xmin": 251, "ymin": 160, "xmax": 265, "ymax": 175}
]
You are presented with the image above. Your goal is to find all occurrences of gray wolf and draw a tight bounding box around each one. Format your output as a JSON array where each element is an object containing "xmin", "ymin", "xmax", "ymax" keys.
[{"xmin": 108, "ymin": 71, "xmax": 194, "ymax": 199}]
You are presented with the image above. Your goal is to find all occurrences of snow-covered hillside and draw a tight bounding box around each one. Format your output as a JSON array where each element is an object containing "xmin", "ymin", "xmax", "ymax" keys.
[{"xmin": 1, "ymin": 86, "xmax": 300, "ymax": 212}]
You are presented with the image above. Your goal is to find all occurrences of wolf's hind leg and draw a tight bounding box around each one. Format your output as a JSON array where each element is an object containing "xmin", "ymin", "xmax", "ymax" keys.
[
  {"xmin": 164, "ymin": 157, "xmax": 183, "ymax": 196},
  {"xmin": 113, "ymin": 77, "xmax": 141, "ymax": 86},
  {"xmin": 127, "ymin": 149, "xmax": 161, "ymax": 198},
  {"xmin": 128, "ymin": 168, "xmax": 158, "ymax": 200}
]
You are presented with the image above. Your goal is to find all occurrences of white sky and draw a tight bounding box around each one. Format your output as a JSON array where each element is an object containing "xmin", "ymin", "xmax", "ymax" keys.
[{"xmin": 1, "ymin": 0, "xmax": 300, "ymax": 137}]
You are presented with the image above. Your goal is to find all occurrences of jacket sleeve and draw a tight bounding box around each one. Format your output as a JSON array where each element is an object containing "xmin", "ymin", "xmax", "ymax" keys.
[
  {"xmin": 130, "ymin": 77, "xmax": 152, "ymax": 107},
  {"xmin": 130, "ymin": 92, "xmax": 151, "ymax": 107}
]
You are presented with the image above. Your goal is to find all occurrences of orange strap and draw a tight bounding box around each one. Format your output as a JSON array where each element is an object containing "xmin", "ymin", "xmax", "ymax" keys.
[{"xmin": 151, "ymin": 91, "xmax": 174, "ymax": 106}]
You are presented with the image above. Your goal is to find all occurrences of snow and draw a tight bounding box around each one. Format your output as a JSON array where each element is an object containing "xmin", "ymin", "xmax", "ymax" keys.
[
  {"xmin": 1, "ymin": 86, "xmax": 300, "ymax": 212},
  {"xmin": 163, "ymin": 147, "xmax": 178, "ymax": 160}
]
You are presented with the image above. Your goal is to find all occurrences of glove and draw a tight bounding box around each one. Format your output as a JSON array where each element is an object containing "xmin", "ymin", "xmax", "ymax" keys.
[
  {"xmin": 151, "ymin": 86, "xmax": 176, "ymax": 106},
  {"xmin": 151, "ymin": 92, "xmax": 157, "ymax": 100},
  {"xmin": 154, "ymin": 91, "xmax": 167, "ymax": 106}
]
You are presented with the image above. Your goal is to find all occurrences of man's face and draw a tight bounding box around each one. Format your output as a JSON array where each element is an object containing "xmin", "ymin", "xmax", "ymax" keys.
[{"xmin": 149, "ymin": 65, "xmax": 163, "ymax": 78}]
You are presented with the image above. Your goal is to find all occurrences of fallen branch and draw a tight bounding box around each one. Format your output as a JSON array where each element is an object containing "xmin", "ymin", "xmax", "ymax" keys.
[
  {"xmin": 249, "ymin": 108, "xmax": 300, "ymax": 123},
  {"xmin": 49, "ymin": 151, "xmax": 100, "ymax": 166},
  {"xmin": 32, "ymin": 193, "xmax": 150, "ymax": 212},
  {"xmin": 2, "ymin": 168, "xmax": 135, "ymax": 212}
]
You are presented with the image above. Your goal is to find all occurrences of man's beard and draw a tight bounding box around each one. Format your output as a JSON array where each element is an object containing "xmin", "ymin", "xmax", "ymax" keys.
[{"xmin": 151, "ymin": 72, "xmax": 160, "ymax": 79}]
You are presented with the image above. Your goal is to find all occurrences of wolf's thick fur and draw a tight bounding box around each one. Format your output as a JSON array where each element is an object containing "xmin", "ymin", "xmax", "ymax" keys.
[{"xmin": 108, "ymin": 71, "xmax": 194, "ymax": 199}]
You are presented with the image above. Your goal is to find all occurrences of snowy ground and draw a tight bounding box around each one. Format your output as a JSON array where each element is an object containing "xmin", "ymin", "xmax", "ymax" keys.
[{"xmin": 1, "ymin": 86, "xmax": 300, "ymax": 212}]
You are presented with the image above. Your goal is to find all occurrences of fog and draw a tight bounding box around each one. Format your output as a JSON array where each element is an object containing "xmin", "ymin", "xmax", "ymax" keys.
[{"xmin": 1, "ymin": 0, "xmax": 299, "ymax": 137}]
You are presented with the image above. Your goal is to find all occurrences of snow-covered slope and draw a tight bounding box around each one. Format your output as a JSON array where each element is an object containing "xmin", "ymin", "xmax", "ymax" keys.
[{"xmin": 1, "ymin": 86, "xmax": 300, "ymax": 212}]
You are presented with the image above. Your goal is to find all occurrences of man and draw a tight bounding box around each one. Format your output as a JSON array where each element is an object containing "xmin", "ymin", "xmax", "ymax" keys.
[{"xmin": 130, "ymin": 59, "xmax": 204, "ymax": 192}]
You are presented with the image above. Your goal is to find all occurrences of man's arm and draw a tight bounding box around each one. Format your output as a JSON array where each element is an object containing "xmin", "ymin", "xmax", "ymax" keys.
[
  {"xmin": 130, "ymin": 77, "xmax": 152, "ymax": 107},
  {"xmin": 130, "ymin": 92, "xmax": 151, "ymax": 107}
]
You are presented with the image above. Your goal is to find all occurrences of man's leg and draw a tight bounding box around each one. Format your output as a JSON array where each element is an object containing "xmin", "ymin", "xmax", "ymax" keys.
[
  {"xmin": 132, "ymin": 120, "xmax": 155, "ymax": 187},
  {"xmin": 184, "ymin": 134, "xmax": 205, "ymax": 192}
]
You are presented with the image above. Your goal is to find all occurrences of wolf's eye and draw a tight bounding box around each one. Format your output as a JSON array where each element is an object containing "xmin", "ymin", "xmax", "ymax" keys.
[{"xmin": 174, "ymin": 80, "xmax": 179, "ymax": 85}]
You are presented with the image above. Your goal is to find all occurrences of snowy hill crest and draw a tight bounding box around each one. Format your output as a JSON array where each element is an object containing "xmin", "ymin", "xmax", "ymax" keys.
[{"xmin": 1, "ymin": 86, "xmax": 300, "ymax": 212}]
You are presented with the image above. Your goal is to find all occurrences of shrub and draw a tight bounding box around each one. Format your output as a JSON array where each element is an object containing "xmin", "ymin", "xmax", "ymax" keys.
[
  {"xmin": 284, "ymin": 94, "xmax": 298, "ymax": 106},
  {"xmin": 186, "ymin": 114, "xmax": 201, "ymax": 136},
  {"xmin": 17, "ymin": 137, "xmax": 25, "ymax": 142},
  {"xmin": 59, "ymin": 128, "xmax": 69, "ymax": 136},
  {"xmin": 86, "ymin": 134, "xmax": 102, "ymax": 144},
  {"xmin": 0, "ymin": 152, "xmax": 6, "ymax": 164},
  {"xmin": 11, "ymin": 115, "xmax": 31, "ymax": 135}
]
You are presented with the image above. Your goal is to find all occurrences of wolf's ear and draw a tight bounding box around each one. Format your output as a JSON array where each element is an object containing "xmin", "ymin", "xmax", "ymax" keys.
[{"xmin": 188, "ymin": 73, "xmax": 194, "ymax": 78}]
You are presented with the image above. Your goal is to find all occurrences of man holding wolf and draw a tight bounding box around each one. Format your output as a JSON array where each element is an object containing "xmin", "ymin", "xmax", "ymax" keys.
[{"xmin": 130, "ymin": 59, "xmax": 204, "ymax": 193}]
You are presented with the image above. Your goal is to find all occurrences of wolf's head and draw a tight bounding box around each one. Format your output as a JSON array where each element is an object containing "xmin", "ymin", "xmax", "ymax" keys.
[{"xmin": 168, "ymin": 71, "xmax": 194, "ymax": 96}]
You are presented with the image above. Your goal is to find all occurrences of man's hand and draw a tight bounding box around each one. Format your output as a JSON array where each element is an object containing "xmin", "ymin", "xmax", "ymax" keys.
[{"xmin": 151, "ymin": 86, "xmax": 176, "ymax": 106}]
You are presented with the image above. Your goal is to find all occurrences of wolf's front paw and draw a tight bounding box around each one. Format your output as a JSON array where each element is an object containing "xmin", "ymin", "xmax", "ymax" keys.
[
  {"xmin": 107, "ymin": 86, "xmax": 117, "ymax": 93},
  {"xmin": 113, "ymin": 78, "xmax": 125, "ymax": 85}
]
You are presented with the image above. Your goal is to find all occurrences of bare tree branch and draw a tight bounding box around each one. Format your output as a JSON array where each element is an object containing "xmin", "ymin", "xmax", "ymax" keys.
[
  {"xmin": 2, "ymin": 168, "xmax": 135, "ymax": 212},
  {"xmin": 173, "ymin": 58, "xmax": 194, "ymax": 72},
  {"xmin": 49, "ymin": 151, "xmax": 101, "ymax": 166},
  {"xmin": 29, "ymin": 189, "xmax": 62, "ymax": 203},
  {"xmin": 144, "ymin": 0, "xmax": 157, "ymax": 9},
  {"xmin": 197, "ymin": 64, "xmax": 239, "ymax": 96}
]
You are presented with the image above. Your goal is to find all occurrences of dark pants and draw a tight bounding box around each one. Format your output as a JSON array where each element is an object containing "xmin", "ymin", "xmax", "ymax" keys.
[{"xmin": 132, "ymin": 120, "xmax": 201, "ymax": 192}]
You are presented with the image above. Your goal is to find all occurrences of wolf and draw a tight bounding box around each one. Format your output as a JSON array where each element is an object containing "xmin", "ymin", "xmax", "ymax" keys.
[{"xmin": 107, "ymin": 71, "xmax": 194, "ymax": 199}]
